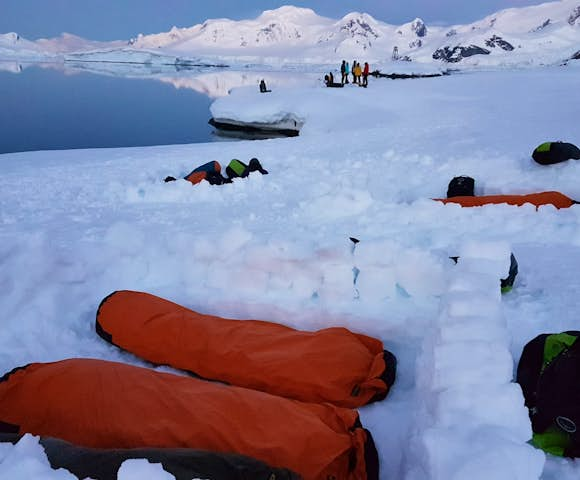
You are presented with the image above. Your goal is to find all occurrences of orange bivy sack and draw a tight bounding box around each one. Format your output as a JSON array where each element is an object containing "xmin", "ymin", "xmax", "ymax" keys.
[
  {"xmin": 434, "ymin": 191, "xmax": 576, "ymax": 210},
  {"xmin": 0, "ymin": 359, "xmax": 378, "ymax": 480},
  {"xmin": 95, "ymin": 290, "xmax": 396, "ymax": 408}
]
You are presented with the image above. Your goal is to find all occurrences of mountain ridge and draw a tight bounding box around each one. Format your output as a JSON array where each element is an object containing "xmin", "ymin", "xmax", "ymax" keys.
[{"xmin": 2, "ymin": 2, "xmax": 580, "ymax": 65}]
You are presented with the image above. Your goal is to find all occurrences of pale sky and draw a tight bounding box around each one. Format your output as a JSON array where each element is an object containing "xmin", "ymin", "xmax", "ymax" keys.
[{"xmin": 1, "ymin": 0, "xmax": 551, "ymax": 41}]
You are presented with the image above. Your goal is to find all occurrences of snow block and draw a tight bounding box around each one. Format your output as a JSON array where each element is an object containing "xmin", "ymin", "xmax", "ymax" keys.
[{"xmin": 412, "ymin": 243, "xmax": 545, "ymax": 479}]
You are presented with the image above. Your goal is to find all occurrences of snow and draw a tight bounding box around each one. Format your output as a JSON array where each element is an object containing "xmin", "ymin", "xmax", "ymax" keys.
[
  {"xmin": 2, "ymin": 61, "xmax": 580, "ymax": 479},
  {"xmin": 117, "ymin": 459, "xmax": 176, "ymax": 480},
  {"xmin": 0, "ymin": 435, "xmax": 75, "ymax": 480},
  {"xmin": 409, "ymin": 244, "xmax": 545, "ymax": 480},
  {"xmin": 64, "ymin": 48, "xmax": 193, "ymax": 66}
]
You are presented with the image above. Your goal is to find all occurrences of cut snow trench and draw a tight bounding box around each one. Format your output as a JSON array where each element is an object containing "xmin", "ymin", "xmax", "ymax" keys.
[{"xmin": 408, "ymin": 242, "xmax": 545, "ymax": 480}]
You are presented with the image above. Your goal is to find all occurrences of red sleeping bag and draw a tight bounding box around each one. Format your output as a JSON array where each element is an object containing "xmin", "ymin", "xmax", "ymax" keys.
[
  {"xmin": 0, "ymin": 359, "xmax": 378, "ymax": 480},
  {"xmin": 434, "ymin": 191, "xmax": 576, "ymax": 209},
  {"xmin": 95, "ymin": 290, "xmax": 396, "ymax": 408}
]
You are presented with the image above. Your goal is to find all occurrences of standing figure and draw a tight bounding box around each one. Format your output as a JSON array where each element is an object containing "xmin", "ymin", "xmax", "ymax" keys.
[
  {"xmin": 362, "ymin": 62, "xmax": 370, "ymax": 87},
  {"xmin": 351, "ymin": 60, "xmax": 357, "ymax": 83},
  {"xmin": 340, "ymin": 60, "xmax": 347, "ymax": 85},
  {"xmin": 344, "ymin": 61, "xmax": 350, "ymax": 84},
  {"xmin": 354, "ymin": 62, "xmax": 362, "ymax": 85}
]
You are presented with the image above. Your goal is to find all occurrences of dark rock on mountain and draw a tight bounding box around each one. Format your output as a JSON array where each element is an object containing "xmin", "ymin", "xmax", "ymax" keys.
[
  {"xmin": 569, "ymin": 6, "xmax": 580, "ymax": 25},
  {"xmin": 341, "ymin": 18, "xmax": 379, "ymax": 39},
  {"xmin": 411, "ymin": 18, "xmax": 427, "ymax": 37},
  {"xmin": 433, "ymin": 45, "xmax": 491, "ymax": 62},
  {"xmin": 485, "ymin": 35, "xmax": 514, "ymax": 51},
  {"xmin": 531, "ymin": 19, "xmax": 551, "ymax": 32},
  {"xmin": 571, "ymin": 50, "xmax": 580, "ymax": 60},
  {"xmin": 409, "ymin": 39, "xmax": 422, "ymax": 49},
  {"xmin": 446, "ymin": 29, "xmax": 457, "ymax": 37}
]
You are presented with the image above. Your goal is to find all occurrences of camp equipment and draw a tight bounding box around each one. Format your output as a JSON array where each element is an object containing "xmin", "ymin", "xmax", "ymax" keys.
[
  {"xmin": 517, "ymin": 331, "xmax": 580, "ymax": 457},
  {"xmin": 532, "ymin": 142, "xmax": 580, "ymax": 165},
  {"xmin": 435, "ymin": 191, "xmax": 577, "ymax": 210},
  {"xmin": 0, "ymin": 359, "xmax": 379, "ymax": 480},
  {"xmin": 447, "ymin": 176, "xmax": 475, "ymax": 198},
  {"xmin": 96, "ymin": 290, "xmax": 396, "ymax": 408}
]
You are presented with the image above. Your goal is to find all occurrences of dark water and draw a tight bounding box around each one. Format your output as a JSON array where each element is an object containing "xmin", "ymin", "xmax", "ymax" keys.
[{"xmin": 0, "ymin": 64, "xmax": 216, "ymax": 154}]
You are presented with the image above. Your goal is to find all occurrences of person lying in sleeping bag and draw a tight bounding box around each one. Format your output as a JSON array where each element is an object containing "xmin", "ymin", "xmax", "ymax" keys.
[
  {"xmin": 226, "ymin": 158, "xmax": 268, "ymax": 180},
  {"xmin": 164, "ymin": 158, "xmax": 268, "ymax": 185},
  {"xmin": 436, "ymin": 176, "xmax": 578, "ymax": 209}
]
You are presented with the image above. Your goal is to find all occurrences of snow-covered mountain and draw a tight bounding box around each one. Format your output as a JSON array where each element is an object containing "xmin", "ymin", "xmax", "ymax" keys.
[
  {"xmin": 0, "ymin": 31, "xmax": 121, "ymax": 61},
  {"xmin": 1, "ymin": 1, "xmax": 580, "ymax": 66},
  {"xmin": 0, "ymin": 32, "xmax": 51, "ymax": 60},
  {"xmin": 123, "ymin": 1, "xmax": 580, "ymax": 65}
]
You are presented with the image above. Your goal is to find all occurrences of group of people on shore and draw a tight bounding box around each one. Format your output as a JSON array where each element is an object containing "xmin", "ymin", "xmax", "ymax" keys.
[
  {"xmin": 325, "ymin": 60, "xmax": 370, "ymax": 88},
  {"xmin": 341, "ymin": 60, "xmax": 369, "ymax": 87}
]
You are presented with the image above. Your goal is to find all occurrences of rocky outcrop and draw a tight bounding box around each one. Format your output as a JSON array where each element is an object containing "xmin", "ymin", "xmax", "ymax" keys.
[
  {"xmin": 568, "ymin": 6, "xmax": 580, "ymax": 25},
  {"xmin": 433, "ymin": 45, "xmax": 490, "ymax": 63},
  {"xmin": 530, "ymin": 19, "xmax": 551, "ymax": 32},
  {"xmin": 340, "ymin": 17, "xmax": 379, "ymax": 39},
  {"xmin": 571, "ymin": 50, "xmax": 580, "ymax": 60},
  {"xmin": 256, "ymin": 23, "xmax": 302, "ymax": 43},
  {"xmin": 409, "ymin": 39, "xmax": 422, "ymax": 49},
  {"xmin": 411, "ymin": 18, "xmax": 427, "ymax": 37},
  {"xmin": 485, "ymin": 35, "xmax": 514, "ymax": 51}
]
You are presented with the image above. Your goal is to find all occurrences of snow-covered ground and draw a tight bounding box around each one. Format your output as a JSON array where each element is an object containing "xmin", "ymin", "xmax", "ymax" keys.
[{"xmin": 1, "ymin": 63, "xmax": 580, "ymax": 479}]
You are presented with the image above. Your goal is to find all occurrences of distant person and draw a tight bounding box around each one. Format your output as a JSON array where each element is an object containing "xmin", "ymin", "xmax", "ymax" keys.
[
  {"xmin": 362, "ymin": 62, "xmax": 370, "ymax": 87},
  {"xmin": 259, "ymin": 79, "xmax": 271, "ymax": 93},
  {"xmin": 340, "ymin": 60, "xmax": 347, "ymax": 85},
  {"xmin": 324, "ymin": 73, "xmax": 344, "ymax": 88},
  {"xmin": 351, "ymin": 60, "xmax": 357, "ymax": 83},
  {"xmin": 344, "ymin": 61, "xmax": 350, "ymax": 84}
]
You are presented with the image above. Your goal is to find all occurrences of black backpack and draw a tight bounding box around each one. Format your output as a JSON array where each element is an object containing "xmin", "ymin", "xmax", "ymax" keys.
[
  {"xmin": 517, "ymin": 331, "xmax": 580, "ymax": 456},
  {"xmin": 447, "ymin": 176, "xmax": 475, "ymax": 198}
]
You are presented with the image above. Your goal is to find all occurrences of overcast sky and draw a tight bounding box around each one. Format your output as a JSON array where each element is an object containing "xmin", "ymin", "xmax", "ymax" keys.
[{"xmin": 2, "ymin": 0, "xmax": 551, "ymax": 41}]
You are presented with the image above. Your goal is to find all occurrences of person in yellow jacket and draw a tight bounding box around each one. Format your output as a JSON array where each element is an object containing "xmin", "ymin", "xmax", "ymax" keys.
[{"xmin": 354, "ymin": 63, "xmax": 363, "ymax": 85}]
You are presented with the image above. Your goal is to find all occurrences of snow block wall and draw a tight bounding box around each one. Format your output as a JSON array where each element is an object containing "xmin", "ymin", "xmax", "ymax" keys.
[{"xmin": 410, "ymin": 242, "xmax": 545, "ymax": 480}]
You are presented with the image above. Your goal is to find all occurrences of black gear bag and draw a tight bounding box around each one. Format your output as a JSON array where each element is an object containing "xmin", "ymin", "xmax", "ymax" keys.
[{"xmin": 517, "ymin": 331, "xmax": 580, "ymax": 456}]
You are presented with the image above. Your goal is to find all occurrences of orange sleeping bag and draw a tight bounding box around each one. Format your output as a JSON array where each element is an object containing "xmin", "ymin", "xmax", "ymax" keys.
[
  {"xmin": 96, "ymin": 290, "xmax": 395, "ymax": 408},
  {"xmin": 0, "ymin": 359, "xmax": 378, "ymax": 480},
  {"xmin": 434, "ymin": 191, "xmax": 576, "ymax": 209}
]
